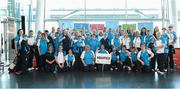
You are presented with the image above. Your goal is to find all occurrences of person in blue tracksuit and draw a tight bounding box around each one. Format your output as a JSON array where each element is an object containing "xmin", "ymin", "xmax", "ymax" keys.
[
  {"xmin": 161, "ymin": 28, "xmax": 169, "ymax": 71},
  {"xmin": 140, "ymin": 27, "xmax": 147, "ymax": 44},
  {"xmin": 137, "ymin": 43, "xmax": 154, "ymax": 72},
  {"xmin": 84, "ymin": 33, "xmax": 91, "ymax": 46},
  {"xmin": 144, "ymin": 30, "xmax": 153, "ymax": 48},
  {"xmin": 110, "ymin": 48, "xmax": 122, "ymax": 71},
  {"xmin": 81, "ymin": 45, "xmax": 95, "ymax": 72},
  {"xmin": 130, "ymin": 47, "xmax": 141, "ymax": 71},
  {"xmin": 90, "ymin": 34, "xmax": 100, "ymax": 52},
  {"xmin": 65, "ymin": 49, "xmax": 75, "ymax": 71},
  {"xmin": 167, "ymin": 25, "xmax": 177, "ymax": 70},
  {"xmin": 119, "ymin": 45, "xmax": 133, "ymax": 71},
  {"xmin": 111, "ymin": 33, "xmax": 121, "ymax": 49},
  {"xmin": 37, "ymin": 33, "xmax": 49, "ymax": 71},
  {"xmin": 107, "ymin": 28, "xmax": 114, "ymax": 43},
  {"xmin": 95, "ymin": 44, "xmax": 109, "ymax": 71},
  {"xmin": 54, "ymin": 32, "xmax": 61, "ymax": 55},
  {"xmin": 73, "ymin": 35, "xmax": 85, "ymax": 71},
  {"xmin": 155, "ymin": 32, "xmax": 165, "ymax": 74}
]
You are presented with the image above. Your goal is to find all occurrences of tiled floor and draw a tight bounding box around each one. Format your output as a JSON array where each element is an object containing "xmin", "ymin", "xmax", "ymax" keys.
[{"xmin": 1, "ymin": 68, "xmax": 180, "ymax": 88}]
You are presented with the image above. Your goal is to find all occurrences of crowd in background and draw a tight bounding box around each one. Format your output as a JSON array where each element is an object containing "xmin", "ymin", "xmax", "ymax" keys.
[{"xmin": 13, "ymin": 25, "xmax": 177, "ymax": 75}]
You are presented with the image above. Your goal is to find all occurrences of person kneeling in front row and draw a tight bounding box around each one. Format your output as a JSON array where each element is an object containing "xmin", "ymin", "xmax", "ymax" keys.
[{"xmin": 81, "ymin": 45, "xmax": 95, "ymax": 72}]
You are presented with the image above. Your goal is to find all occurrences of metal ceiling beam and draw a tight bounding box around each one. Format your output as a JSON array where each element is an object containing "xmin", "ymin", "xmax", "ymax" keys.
[{"xmin": 50, "ymin": 9, "xmax": 160, "ymax": 11}]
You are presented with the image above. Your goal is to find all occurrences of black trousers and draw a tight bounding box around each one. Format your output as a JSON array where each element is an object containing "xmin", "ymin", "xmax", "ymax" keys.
[
  {"xmin": 28, "ymin": 45, "xmax": 35, "ymax": 68},
  {"xmin": 142, "ymin": 65, "xmax": 151, "ymax": 72},
  {"xmin": 96, "ymin": 64, "xmax": 110, "ymax": 71},
  {"xmin": 84, "ymin": 64, "xmax": 94, "ymax": 72},
  {"xmin": 38, "ymin": 54, "xmax": 46, "ymax": 71},
  {"xmin": 168, "ymin": 45, "xmax": 175, "ymax": 69},
  {"xmin": 111, "ymin": 61, "xmax": 123, "ymax": 70},
  {"xmin": 132, "ymin": 61, "xmax": 141, "ymax": 71},
  {"xmin": 122, "ymin": 57, "xmax": 132, "ymax": 67},
  {"xmin": 74, "ymin": 53, "xmax": 83, "ymax": 71},
  {"xmin": 150, "ymin": 54, "xmax": 156, "ymax": 70},
  {"xmin": 156, "ymin": 53, "xmax": 164, "ymax": 72},
  {"xmin": 45, "ymin": 62, "xmax": 56, "ymax": 72},
  {"xmin": 164, "ymin": 53, "xmax": 169, "ymax": 69},
  {"xmin": 16, "ymin": 53, "xmax": 28, "ymax": 72}
]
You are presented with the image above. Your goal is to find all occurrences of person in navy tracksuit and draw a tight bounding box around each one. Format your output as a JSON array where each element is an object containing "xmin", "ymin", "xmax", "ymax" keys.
[
  {"xmin": 81, "ymin": 45, "xmax": 95, "ymax": 72},
  {"xmin": 140, "ymin": 27, "xmax": 147, "ymax": 44},
  {"xmin": 44, "ymin": 45, "xmax": 56, "ymax": 73},
  {"xmin": 137, "ymin": 43, "xmax": 154, "ymax": 72}
]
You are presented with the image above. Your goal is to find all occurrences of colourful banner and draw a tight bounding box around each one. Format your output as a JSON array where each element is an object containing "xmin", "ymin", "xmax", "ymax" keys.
[
  {"xmin": 138, "ymin": 22, "xmax": 153, "ymax": 30},
  {"xmin": 105, "ymin": 21, "xmax": 119, "ymax": 30},
  {"xmin": 59, "ymin": 21, "xmax": 74, "ymax": 29},
  {"xmin": 90, "ymin": 24, "xmax": 104, "ymax": 32},
  {"xmin": 122, "ymin": 24, "xmax": 136, "ymax": 31},
  {"xmin": 74, "ymin": 23, "xmax": 89, "ymax": 31}
]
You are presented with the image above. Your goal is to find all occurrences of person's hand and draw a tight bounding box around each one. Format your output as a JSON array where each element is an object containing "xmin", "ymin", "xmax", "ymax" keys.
[{"xmin": 141, "ymin": 61, "xmax": 144, "ymax": 65}]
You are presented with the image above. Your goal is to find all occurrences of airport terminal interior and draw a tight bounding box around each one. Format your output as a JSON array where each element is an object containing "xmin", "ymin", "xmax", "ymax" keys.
[{"xmin": 1, "ymin": 0, "xmax": 180, "ymax": 88}]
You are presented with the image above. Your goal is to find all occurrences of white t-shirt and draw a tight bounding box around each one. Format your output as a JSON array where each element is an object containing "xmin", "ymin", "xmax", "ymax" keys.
[
  {"xmin": 122, "ymin": 37, "xmax": 130, "ymax": 49},
  {"xmin": 28, "ymin": 37, "xmax": 36, "ymax": 46},
  {"xmin": 133, "ymin": 37, "xmax": 141, "ymax": 48},
  {"xmin": 155, "ymin": 39, "xmax": 164, "ymax": 53},
  {"xmin": 57, "ymin": 52, "xmax": 64, "ymax": 64}
]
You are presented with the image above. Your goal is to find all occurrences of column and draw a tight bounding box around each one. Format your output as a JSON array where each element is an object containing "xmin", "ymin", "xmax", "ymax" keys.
[{"xmin": 35, "ymin": 0, "xmax": 45, "ymax": 34}]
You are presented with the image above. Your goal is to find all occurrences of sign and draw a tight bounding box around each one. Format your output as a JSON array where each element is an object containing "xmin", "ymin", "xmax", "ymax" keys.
[
  {"xmin": 95, "ymin": 53, "xmax": 111, "ymax": 64},
  {"xmin": 105, "ymin": 21, "xmax": 119, "ymax": 30},
  {"xmin": 59, "ymin": 21, "xmax": 74, "ymax": 29},
  {"xmin": 122, "ymin": 24, "xmax": 136, "ymax": 31},
  {"xmin": 74, "ymin": 23, "xmax": 89, "ymax": 31},
  {"xmin": 138, "ymin": 22, "xmax": 153, "ymax": 30},
  {"xmin": 90, "ymin": 24, "xmax": 104, "ymax": 32}
]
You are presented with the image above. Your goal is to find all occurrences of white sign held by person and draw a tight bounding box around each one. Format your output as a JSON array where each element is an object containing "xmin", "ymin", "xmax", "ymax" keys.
[{"xmin": 95, "ymin": 53, "xmax": 111, "ymax": 64}]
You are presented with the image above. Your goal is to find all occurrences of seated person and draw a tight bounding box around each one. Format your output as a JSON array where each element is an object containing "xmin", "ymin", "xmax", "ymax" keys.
[
  {"xmin": 95, "ymin": 44, "xmax": 109, "ymax": 71},
  {"xmin": 110, "ymin": 48, "xmax": 122, "ymax": 71},
  {"xmin": 137, "ymin": 43, "xmax": 154, "ymax": 72},
  {"xmin": 81, "ymin": 45, "xmax": 95, "ymax": 72},
  {"xmin": 119, "ymin": 45, "xmax": 133, "ymax": 71},
  {"xmin": 65, "ymin": 49, "xmax": 75, "ymax": 71},
  {"xmin": 55, "ymin": 45, "xmax": 66, "ymax": 72},
  {"xmin": 44, "ymin": 45, "xmax": 56, "ymax": 73},
  {"xmin": 130, "ymin": 47, "xmax": 141, "ymax": 72}
]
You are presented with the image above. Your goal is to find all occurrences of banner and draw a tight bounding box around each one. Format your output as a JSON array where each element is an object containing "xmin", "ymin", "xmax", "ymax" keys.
[
  {"xmin": 59, "ymin": 21, "xmax": 74, "ymax": 29},
  {"xmin": 105, "ymin": 21, "xmax": 119, "ymax": 30},
  {"xmin": 122, "ymin": 24, "xmax": 136, "ymax": 31},
  {"xmin": 74, "ymin": 23, "xmax": 89, "ymax": 31},
  {"xmin": 90, "ymin": 24, "xmax": 104, "ymax": 32},
  {"xmin": 138, "ymin": 22, "xmax": 153, "ymax": 30},
  {"xmin": 95, "ymin": 53, "xmax": 111, "ymax": 64}
]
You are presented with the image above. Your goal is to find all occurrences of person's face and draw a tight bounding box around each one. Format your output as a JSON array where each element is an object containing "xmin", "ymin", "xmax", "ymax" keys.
[
  {"xmin": 38, "ymin": 32, "xmax": 41, "ymax": 36},
  {"xmin": 146, "ymin": 31, "xmax": 149, "ymax": 35},
  {"xmin": 69, "ymin": 50, "xmax": 72, "ymax": 54},
  {"xmin": 122, "ymin": 47, "xmax": 126, "ymax": 51},
  {"xmin": 156, "ymin": 33, "xmax": 161, "ymax": 39},
  {"xmin": 49, "ymin": 46, "xmax": 54, "ymax": 52},
  {"xmin": 131, "ymin": 48, "xmax": 135, "ymax": 52},
  {"xmin": 92, "ymin": 35, "xmax": 96, "ymax": 39},
  {"xmin": 59, "ymin": 46, "xmax": 63, "ymax": 51},
  {"xmin": 19, "ymin": 30, "xmax": 23, "ymax": 36},
  {"xmin": 55, "ymin": 33, "xmax": 59, "ymax": 37},
  {"xmin": 29, "ymin": 32, "xmax": 33, "ymax": 37},
  {"xmin": 41, "ymin": 34, "xmax": 45, "ymax": 38},
  {"xmin": 85, "ymin": 46, "xmax": 90, "ymax": 51},
  {"xmin": 141, "ymin": 45, "xmax": 145, "ymax": 50},
  {"xmin": 100, "ymin": 45, "xmax": 105, "ymax": 50},
  {"xmin": 135, "ymin": 32, "xmax": 139, "ymax": 37},
  {"xmin": 142, "ymin": 29, "xmax": 146, "ymax": 33}
]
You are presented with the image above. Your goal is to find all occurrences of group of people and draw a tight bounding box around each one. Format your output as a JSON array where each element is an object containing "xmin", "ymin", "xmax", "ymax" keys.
[{"xmin": 13, "ymin": 25, "xmax": 177, "ymax": 75}]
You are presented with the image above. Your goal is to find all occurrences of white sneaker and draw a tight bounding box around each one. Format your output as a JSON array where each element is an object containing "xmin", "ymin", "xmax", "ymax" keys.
[
  {"xmin": 157, "ymin": 71, "xmax": 164, "ymax": 75},
  {"xmin": 127, "ymin": 66, "xmax": 131, "ymax": 71},
  {"xmin": 164, "ymin": 69, "xmax": 167, "ymax": 72},
  {"xmin": 110, "ymin": 68, "xmax": 114, "ymax": 71},
  {"xmin": 115, "ymin": 67, "xmax": 118, "ymax": 70}
]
